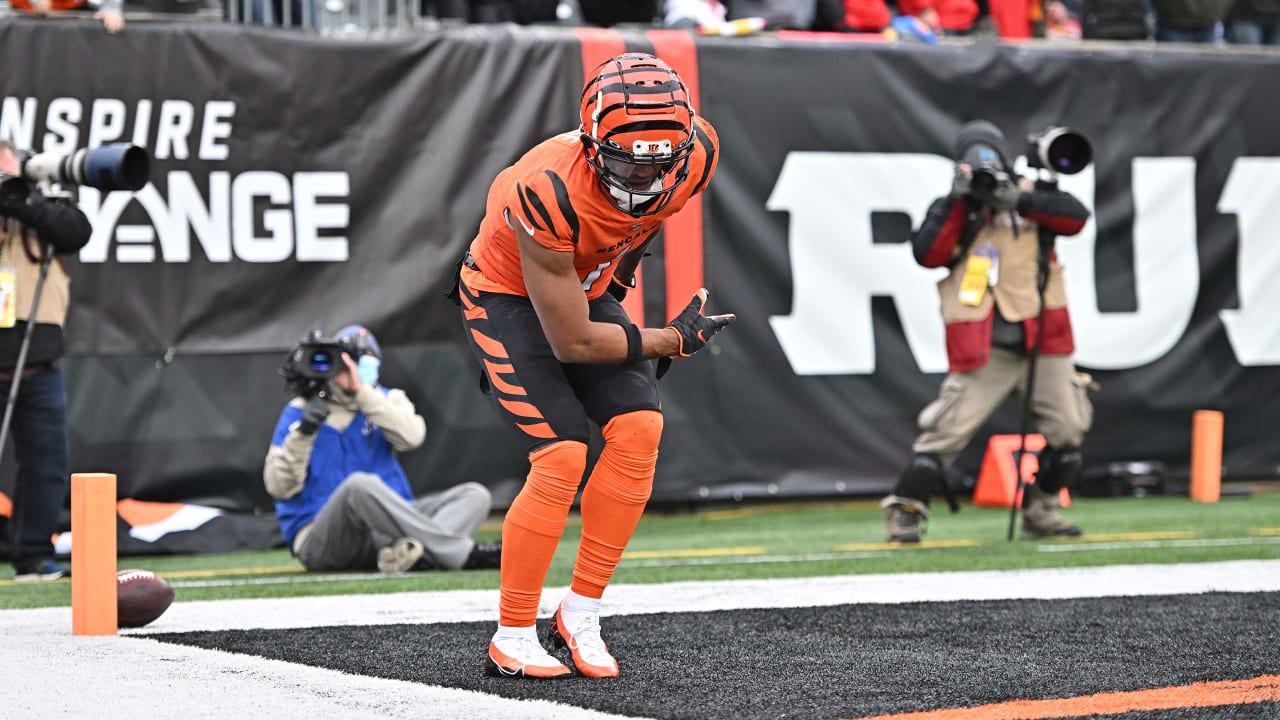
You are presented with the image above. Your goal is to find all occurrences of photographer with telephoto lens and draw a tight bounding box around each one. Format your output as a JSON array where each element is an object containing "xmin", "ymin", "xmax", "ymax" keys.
[
  {"xmin": 879, "ymin": 120, "xmax": 1097, "ymax": 543},
  {"xmin": 1, "ymin": 140, "xmax": 99, "ymax": 581},
  {"xmin": 264, "ymin": 325, "xmax": 502, "ymax": 574}
]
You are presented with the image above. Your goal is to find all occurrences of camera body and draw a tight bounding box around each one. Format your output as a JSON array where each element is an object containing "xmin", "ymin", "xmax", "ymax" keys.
[
  {"xmin": 279, "ymin": 330, "xmax": 360, "ymax": 398},
  {"xmin": 968, "ymin": 161, "xmax": 1003, "ymax": 197},
  {"xmin": 0, "ymin": 172, "xmax": 29, "ymax": 211},
  {"xmin": 954, "ymin": 120, "xmax": 1013, "ymax": 204}
]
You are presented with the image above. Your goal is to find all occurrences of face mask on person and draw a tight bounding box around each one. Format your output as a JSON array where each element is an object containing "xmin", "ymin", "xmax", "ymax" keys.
[{"xmin": 357, "ymin": 355, "xmax": 381, "ymax": 387}]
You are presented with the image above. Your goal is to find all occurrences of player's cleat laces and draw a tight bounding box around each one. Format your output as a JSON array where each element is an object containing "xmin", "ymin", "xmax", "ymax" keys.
[
  {"xmin": 485, "ymin": 635, "xmax": 571, "ymax": 679},
  {"xmin": 550, "ymin": 606, "xmax": 619, "ymax": 678}
]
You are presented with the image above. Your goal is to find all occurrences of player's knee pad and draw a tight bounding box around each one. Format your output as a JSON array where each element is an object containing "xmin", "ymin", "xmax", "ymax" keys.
[
  {"xmin": 893, "ymin": 453, "xmax": 944, "ymax": 504},
  {"xmin": 1035, "ymin": 445, "xmax": 1082, "ymax": 494},
  {"xmin": 524, "ymin": 440, "xmax": 589, "ymax": 508}
]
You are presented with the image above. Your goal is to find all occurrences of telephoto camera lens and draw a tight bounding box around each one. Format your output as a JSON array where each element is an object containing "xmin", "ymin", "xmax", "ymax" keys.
[
  {"xmin": 1027, "ymin": 127, "xmax": 1092, "ymax": 175},
  {"xmin": 23, "ymin": 143, "xmax": 151, "ymax": 192}
]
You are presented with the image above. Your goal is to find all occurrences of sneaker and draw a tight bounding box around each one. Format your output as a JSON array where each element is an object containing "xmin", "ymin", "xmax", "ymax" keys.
[
  {"xmin": 1020, "ymin": 485, "xmax": 1083, "ymax": 539},
  {"xmin": 549, "ymin": 605, "xmax": 619, "ymax": 678},
  {"xmin": 14, "ymin": 558, "xmax": 70, "ymax": 582},
  {"xmin": 462, "ymin": 540, "xmax": 502, "ymax": 570},
  {"xmin": 880, "ymin": 495, "xmax": 929, "ymax": 543},
  {"xmin": 376, "ymin": 537, "xmax": 426, "ymax": 574},
  {"xmin": 485, "ymin": 634, "xmax": 572, "ymax": 679}
]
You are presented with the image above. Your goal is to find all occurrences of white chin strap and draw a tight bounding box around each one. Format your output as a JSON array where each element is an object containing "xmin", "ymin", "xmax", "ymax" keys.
[{"xmin": 608, "ymin": 178, "xmax": 662, "ymax": 212}]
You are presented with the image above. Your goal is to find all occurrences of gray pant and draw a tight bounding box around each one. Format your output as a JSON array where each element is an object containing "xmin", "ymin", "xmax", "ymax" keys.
[
  {"xmin": 912, "ymin": 349, "xmax": 1094, "ymax": 467},
  {"xmin": 294, "ymin": 473, "xmax": 491, "ymax": 571}
]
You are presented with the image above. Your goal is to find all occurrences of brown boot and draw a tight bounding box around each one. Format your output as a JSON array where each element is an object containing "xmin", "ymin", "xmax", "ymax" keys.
[
  {"xmin": 1020, "ymin": 485, "xmax": 1082, "ymax": 539},
  {"xmin": 881, "ymin": 495, "xmax": 929, "ymax": 543}
]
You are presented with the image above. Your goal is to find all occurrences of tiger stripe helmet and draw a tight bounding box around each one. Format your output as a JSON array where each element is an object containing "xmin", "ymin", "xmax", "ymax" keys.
[{"xmin": 580, "ymin": 53, "xmax": 696, "ymax": 216}]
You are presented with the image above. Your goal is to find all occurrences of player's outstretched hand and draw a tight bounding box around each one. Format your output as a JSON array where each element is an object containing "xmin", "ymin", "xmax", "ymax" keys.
[{"xmin": 665, "ymin": 288, "xmax": 735, "ymax": 358}]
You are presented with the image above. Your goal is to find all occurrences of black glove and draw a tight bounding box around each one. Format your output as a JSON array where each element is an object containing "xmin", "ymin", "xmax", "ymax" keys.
[
  {"xmin": 950, "ymin": 164, "xmax": 972, "ymax": 197},
  {"xmin": 297, "ymin": 396, "xmax": 330, "ymax": 435},
  {"xmin": 607, "ymin": 274, "xmax": 635, "ymax": 302},
  {"xmin": 989, "ymin": 176, "xmax": 1021, "ymax": 212},
  {"xmin": 665, "ymin": 288, "xmax": 736, "ymax": 357}
]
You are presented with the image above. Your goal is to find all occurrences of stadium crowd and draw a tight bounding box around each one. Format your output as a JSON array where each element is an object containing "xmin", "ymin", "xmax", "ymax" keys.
[{"xmin": 1, "ymin": 0, "xmax": 1271, "ymax": 45}]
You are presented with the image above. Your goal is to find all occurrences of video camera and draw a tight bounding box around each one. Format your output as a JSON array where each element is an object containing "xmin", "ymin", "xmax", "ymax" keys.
[
  {"xmin": 1025, "ymin": 127, "xmax": 1092, "ymax": 176},
  {"xmin": 0, "ymin": 143, "xmax": 151, "ymax": 205},
  {"xmin": 279, "ymin": 330, "xmax": 360, "ymax": 398}
]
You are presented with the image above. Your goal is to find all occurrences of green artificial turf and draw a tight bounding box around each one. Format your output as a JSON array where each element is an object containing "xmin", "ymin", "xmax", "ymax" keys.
[{"xmin": 2, "ymin": 485, "xmax": 1277, "ymax": 610}]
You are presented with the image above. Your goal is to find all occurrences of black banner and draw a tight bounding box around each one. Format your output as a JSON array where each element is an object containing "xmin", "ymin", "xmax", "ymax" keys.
[{"xmin": 2, "ymin": 19, "xmax": 1277, "ymax": 512}]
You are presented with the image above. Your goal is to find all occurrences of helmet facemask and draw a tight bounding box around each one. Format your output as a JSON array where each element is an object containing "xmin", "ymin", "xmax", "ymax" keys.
[{"xmin": 587, "ymin": 135, "xmax": 693, "ymax": 215}]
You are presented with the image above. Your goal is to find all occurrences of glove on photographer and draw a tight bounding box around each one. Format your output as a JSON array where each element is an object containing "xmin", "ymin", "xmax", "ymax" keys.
[
  {"xmin": 296, "ymin": 395, "xmax": 330, "ymax": 435},
  {"xmin": 988, "ymin": 176, "xmax": 1021, "ymax": 212},
  {"xmin": 950, "ymin": 164, "xmax": 972, "ymax": 198}
]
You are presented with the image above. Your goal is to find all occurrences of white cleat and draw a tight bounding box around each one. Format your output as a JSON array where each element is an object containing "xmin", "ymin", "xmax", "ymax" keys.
[
  {"xmin": 485, "ymin": 634, "xmax": 572, "ymax": 679},
  {"xmin": 549, "ymin": 606, "xmax": 619, "ymax": 678}
]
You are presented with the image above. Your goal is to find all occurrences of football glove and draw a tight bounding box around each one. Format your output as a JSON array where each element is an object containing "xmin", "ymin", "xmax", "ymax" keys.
[{"xmin": 665, "ymin": 288, "xmax": 735, "ymax": 358}]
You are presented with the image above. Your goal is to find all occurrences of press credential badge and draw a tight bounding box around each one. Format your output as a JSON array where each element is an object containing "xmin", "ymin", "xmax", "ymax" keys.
[
  {"xmin": 0, "ymin": 238, "xmax": 13, "ymax": 328},
  {"xmin": 959, "ymin": 242, "xmax": 998, "ymax": 306}
]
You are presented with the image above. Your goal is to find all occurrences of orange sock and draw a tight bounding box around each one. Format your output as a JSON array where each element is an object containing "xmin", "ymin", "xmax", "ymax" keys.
[
  {"xmin": 499, "ymin": 440, "xmax": 587, "ymax": 627},
  {"xmin": 571, "ymin": 410, "xmax": 662, "ymax": 599}
]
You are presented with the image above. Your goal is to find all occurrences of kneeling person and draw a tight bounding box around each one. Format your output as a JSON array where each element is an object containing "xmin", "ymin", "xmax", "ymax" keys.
[{"xmin": 264, "ymin": 325, "xmax": 501, "ymax": 572}]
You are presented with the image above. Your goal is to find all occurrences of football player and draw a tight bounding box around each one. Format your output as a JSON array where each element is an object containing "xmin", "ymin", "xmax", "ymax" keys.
[{"xmin": 455, "ymin": 53, "xmax": 732, "ymax": 678}]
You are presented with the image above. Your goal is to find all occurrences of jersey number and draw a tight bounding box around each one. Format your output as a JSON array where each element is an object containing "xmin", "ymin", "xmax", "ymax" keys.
[{"xmin": 581, "ymin": 260, "xmax": 613, "ymax": 292}]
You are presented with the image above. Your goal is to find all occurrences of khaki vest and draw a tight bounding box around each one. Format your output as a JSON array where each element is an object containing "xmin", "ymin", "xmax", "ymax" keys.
[
  {"xmin": 937, "ymin": 218, "xmax": 1068, "ymax": 325},
  {"xmin": 0, "ymin": 221, "xmax": 71, "ymax": 327}
]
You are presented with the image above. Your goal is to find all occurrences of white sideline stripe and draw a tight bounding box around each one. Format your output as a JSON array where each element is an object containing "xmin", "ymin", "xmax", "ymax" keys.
[
  {"xmin": 1, "ymin": 560, "xmax": 1277, "ymax": 720},
  {"xmin": 165, "ymin": 537, "xmax": 1280, "ymax": 588},
  {"xmin": 1038, "ymin": 536, "xmax": 1280, "ymax": 552}
]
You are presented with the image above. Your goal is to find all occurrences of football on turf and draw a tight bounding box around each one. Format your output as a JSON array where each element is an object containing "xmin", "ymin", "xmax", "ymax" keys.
[{"xmin": 117, "ymin": 569, "xmax": 174, "ymax": 628}]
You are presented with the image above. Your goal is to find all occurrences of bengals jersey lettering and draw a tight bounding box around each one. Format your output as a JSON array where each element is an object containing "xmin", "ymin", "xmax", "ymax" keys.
[{"xmin": 465, "ymin": 115, "xmax": 719, "ymax": 300}]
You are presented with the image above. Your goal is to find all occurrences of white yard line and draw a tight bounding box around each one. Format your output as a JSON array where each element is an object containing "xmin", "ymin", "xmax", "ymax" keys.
[{"xmin": 1, "ymin": 560, "xmax": 1277, "ymax": 720}]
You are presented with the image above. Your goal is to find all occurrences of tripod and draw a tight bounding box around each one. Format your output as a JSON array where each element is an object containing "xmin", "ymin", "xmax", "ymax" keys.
[{"xmin": 1006, "ymin": 175, "xmax": 1059, "ymax": 541}]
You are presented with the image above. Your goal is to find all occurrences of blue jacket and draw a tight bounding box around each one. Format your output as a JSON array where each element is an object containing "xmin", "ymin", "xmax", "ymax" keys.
[{"xmin": 270, "ymin": 391, "xmax": 414, "ymax": 545}]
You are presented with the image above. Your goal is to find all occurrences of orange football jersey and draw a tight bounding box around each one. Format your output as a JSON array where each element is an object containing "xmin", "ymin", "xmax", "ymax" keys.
[{"xmin": 465, "ymin": 115, "xmax": 719, "ymax": 300}]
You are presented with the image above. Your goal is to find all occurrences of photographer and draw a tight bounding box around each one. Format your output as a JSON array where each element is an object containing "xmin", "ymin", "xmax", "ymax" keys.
[
  {"xmin": 0, "ymin": 139, "xmax": 92, "ymax": 581},
  {"xmin": 264, "ymin": 324, "xmax": 501, "ymax": 573},
  {"xmin": 880, "ymin": 121, "xmax": 1093, "ymax": 543}
]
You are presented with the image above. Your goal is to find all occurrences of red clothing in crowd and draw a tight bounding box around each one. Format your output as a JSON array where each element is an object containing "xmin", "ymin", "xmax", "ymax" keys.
[
  {"xmin": 895, "ymin": 0, "xmax": 979, "ymax": 31},
  {"xmin": 843, "ymin": 0, "xmax": 892, "ymax": 30}
]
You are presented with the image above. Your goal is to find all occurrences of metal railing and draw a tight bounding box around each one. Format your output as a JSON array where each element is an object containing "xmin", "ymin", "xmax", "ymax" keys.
[{"xmin": 224, "ymin": 0, "xmax": 590, "ymax": 34}]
